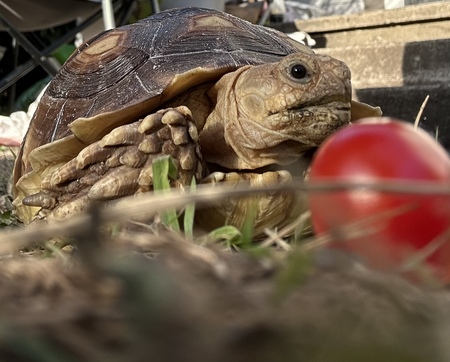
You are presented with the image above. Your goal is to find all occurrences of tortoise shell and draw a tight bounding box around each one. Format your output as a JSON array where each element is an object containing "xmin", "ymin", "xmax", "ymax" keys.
[{"xmin": 15, "ymin": 7, "xmax": 310, "ymax": 183}]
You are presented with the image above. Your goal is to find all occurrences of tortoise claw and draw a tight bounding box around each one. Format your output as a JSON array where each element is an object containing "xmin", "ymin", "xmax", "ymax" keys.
[
  {"xmin": 188, "ymin": 123, "xmax": 199, "ymax": 142},
  {"xmin": 161, "ymin": 107, "xmax": 189, "ymax": 126},
  {"xmin": 138, "ymin": 134, "xmax": 163, "ymax": 154},
  {"xmin": 41, "ymin": 149, "xmax": 114, "ymax": 190},
  {"xmin": 101, "ymin": 122, "xmax": 144, "ymax": 147},
  {"xmin": 105, "ymin": 147, "xmax": 130, "ymax": 167},
  {"xmin": 138, "ymin": 112, "xmax": 163, "ymax": 134},
  {"xmin": 41, "ymin": 158, "xmax": 83, "ymax": 189},
  {"xmin": 77, "ymin": 142, "xmax": 116, "ymax": 169},
  {"xmin": 22, "ymin": 191, "xmax": 57, "ymax": 209},
  {"xmin": 138, "ymin": 106, "xmax": 193, "ymax": 133},
  {"xmin": 119, "ymin": 148, "xmax": 148, "ymax": 168},
  {"xmin": 179, "ymin": 144, "xmax": 200, "ymax": 171},
  {"xmin": 88, "ymin": 166, "xmax": 141, "ymax": 200},
  {"xmin": 170, "ymin": 126, "xmax": 191, "ymax": 145},
  {"xmin": 137, "ymin": 163, "xmax": 153, "ymax": 192},
  {"xmin": 49, "ymin": 193, "xmax": 91, "ymax": 220}
]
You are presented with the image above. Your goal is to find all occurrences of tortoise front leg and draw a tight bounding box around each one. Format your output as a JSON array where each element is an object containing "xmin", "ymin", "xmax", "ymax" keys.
[
  {"xmin": 23, "ymin": 106, "xmax": 205, "ymax": 220},
  {"xmin": 196, "ymin": 170, "xmax": 309, "ymax": 238}
]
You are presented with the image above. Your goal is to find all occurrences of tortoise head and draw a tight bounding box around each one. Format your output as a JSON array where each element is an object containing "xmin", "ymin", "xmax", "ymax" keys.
[{"xmin": 199, "ymin": 52, "xmax": 352, "ymax": 170}]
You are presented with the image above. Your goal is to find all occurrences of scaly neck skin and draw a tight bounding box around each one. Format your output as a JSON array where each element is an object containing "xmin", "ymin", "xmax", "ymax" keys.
[
  {"xmin": 200, "ymin": 64, "xmax": 310, "ymax": 170},
  {"xmin": 198, "ymin": 66, "xmax": 250, "ymax": 170},
  {"xmin": 200, "ymin": 52, "xmax": 352, "ymax": 170}
]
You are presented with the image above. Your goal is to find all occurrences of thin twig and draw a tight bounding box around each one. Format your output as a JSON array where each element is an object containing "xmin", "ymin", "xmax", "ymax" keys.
[
  {"xmin": 1, "ymin": 179, "xmax": 449, "ymax": 253},
  {"xmin": 300, "ymin": 203, "xmax": 418, "ymax": 252},
  {"xmin": 399, "ymin": 227, "xmax": 450, "ymax": 272},
  {"xmin": 414, "ymin": 95, "xmax": 429, "ymax": 129},
  {"xmin": 261, "ymin": 211, "xmax": 311, "ymax": 248},
  {"xmin": 261, "ymin": 228, "xmax": 292, "ymax": 251}
]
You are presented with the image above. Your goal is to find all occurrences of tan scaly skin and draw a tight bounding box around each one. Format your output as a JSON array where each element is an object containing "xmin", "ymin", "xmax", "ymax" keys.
[{"xmin": 19, "ymin": 52, "xmax": 380, "ymax": 235}]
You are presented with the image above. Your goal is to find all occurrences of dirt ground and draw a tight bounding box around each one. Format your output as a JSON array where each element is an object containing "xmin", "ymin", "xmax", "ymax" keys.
[{"xmin": 0, "ymin": 150, "xmax": 450, "ymax": 362}]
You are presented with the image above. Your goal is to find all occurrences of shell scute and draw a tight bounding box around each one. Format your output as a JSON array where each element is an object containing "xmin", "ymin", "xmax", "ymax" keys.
[{"xmin": 13, "ymin": 7, "xmax": 318, "ymax": 223}]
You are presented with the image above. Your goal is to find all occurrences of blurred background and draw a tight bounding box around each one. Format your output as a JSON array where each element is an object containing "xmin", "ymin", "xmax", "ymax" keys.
[{"xmin": 0, "ymin": 0, "xmax": 448, "ymax": 148}]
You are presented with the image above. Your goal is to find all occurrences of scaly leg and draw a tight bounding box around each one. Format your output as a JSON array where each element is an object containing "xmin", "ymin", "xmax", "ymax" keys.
[{"xmin": 23, "ymin": 106, "xmax": 205, "ymax": 220}]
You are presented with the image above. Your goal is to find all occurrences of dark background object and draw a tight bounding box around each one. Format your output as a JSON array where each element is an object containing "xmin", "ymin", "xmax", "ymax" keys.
[{"xmin": 0, "ymin": 0, "xmax": 141, "ymax": 115}]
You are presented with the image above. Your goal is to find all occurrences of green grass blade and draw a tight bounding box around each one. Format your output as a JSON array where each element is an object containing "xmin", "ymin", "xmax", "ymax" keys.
[
  {"xmin": 239, "ymin": 200, "xmax": 257, "ymax": 248},
  {"xmin": 183, "ymin": 177, "xmax": 196, "ymax": 240},
  {"xmin": 204, "ymin": 225, "xmax": 242, "ymax": 248},
  {"xmin": 152, "ymin": 156, "xmax": 180, "ymax": 233}
]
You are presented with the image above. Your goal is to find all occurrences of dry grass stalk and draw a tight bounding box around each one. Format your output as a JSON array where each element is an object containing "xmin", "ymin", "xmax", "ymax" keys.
[
  {"xmin": 1, "ymin": 178, "xmax": 449, "ymax": 253},
  {"xmin": 414, "ymin": 94, "xmax": 430, "ymax": 129}
]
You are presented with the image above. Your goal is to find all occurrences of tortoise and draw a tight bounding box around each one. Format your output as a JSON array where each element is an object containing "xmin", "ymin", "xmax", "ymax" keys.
[{"xmin": 13, "ymin": 7, "xmax": 380, "ymax": 235}]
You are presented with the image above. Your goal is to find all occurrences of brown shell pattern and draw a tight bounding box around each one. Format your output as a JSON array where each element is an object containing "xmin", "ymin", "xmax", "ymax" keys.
[{"xmin": 15, "ymin": 7, "xmax": 310, "ymax": 181}]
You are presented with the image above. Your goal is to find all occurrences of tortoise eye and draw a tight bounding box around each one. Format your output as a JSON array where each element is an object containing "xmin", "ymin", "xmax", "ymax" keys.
[{"xmin": 290, "ymin": 64, "xmax": 308, "ymax": 80}]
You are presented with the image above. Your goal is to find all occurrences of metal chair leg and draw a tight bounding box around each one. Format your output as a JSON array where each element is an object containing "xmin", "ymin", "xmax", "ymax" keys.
[
  {"xmin": 0, "ymin": 0, "xmax": 146, "ymax": 96},
  {"xmin": 151, "ymin": 0, "xmax": 160, "ymax": 13},
  {"xmin": 0, "ymin": 12, "xmax": 60, "ymax": 76},
  {"xmin": 6, "ymin": 39, "xmax": 19, "ymax": 114},
  {"xmin": 102, "ymin": 0, "xmax": 116, "ymax": 29},
  {"xmin": 0, "ymin": 8, "xmax": 104, "ymax": 93}
]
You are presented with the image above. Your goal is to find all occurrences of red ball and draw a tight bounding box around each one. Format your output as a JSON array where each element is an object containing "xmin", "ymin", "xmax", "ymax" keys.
[{"xmin": 308, "ymin": 118, "xmax": 450, "ymax": 281}]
